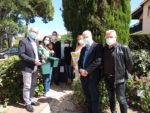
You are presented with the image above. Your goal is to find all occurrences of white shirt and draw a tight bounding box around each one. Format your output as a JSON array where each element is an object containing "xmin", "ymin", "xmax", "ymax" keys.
[{"xmin": 29, "ymin": 37, "xmax": 39, "ymax": 72}]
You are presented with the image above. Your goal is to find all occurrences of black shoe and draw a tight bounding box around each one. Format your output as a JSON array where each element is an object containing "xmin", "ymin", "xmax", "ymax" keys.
[
  {"xmin": 26, "ymin": 104, "xmax": 34, "ymax": 112},
  {"xmin": 31, "ymin": 101, "xmax": 40, "ymax": 106}
]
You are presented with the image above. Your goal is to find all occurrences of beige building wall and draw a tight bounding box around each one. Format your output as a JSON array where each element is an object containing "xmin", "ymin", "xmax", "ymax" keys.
[{"xmin": 143, "ymin": 0, "xmax": 150, "ymax": 33}]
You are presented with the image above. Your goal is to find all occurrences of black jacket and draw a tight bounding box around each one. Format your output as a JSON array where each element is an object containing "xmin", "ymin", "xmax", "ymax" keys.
[
  {"xmin": 64, "ymin": 47, "xmax": 74, "ymax": 65},
  {"xmin": 18, "ymin": 37, "xmax": 40, "ymax": 73},
  {"xmin": 104, "ymin": 42, "xmax": 133, "ymax": 84},
  {"xmin": 78, "ymin": 42, "xmax": 103, "ymax": 80},
  {"xmin": 52, "ymin": 41, "xmax": 61, "ymax": 59}
]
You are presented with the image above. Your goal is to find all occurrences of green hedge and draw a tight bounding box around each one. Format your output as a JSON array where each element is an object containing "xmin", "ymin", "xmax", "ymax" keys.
[
  {"xmin": 72, "ymin": 77, "xmax": 109, "ymax": 112},
  {"xmin": 131, "ymin": 50, "xmax": 150, "ymax": 76},
  {"xmin": 129, "ymin": 34, "xmax": 150, "ymax": 50},
  {"xmin": 0, "ymin": 56, "xmax": 44, "ymax": 106}
]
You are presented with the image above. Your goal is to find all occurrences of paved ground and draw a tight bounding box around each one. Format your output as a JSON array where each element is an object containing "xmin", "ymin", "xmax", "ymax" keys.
[{"xmin": 0, "ymin": 83, "xmax": 145, "ymax": 113}]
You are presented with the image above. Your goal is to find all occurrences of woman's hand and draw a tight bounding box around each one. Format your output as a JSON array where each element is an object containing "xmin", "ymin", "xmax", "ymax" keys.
[
  {"xmin": 70, "ymin": 60, "xmax": 74, "ymax": 67},
  {"xmin": 41, "ymin": 55, "xmax": 45, "ymax": 59}
]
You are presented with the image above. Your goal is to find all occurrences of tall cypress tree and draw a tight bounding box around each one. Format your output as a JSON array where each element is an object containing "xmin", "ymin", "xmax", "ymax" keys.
[{"xmin": 62, "ymin": 0, "xmax": 131, "ymax": 46}]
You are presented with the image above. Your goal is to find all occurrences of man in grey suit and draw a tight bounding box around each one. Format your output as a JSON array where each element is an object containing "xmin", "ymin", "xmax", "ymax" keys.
[{"xmin": 19, "ymin": 27, "xmax": 42, "ymax": 112}]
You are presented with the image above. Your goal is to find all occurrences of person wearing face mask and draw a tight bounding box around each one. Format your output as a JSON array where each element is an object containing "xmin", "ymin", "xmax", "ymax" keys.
[
  {"xmin": 18, "ymin": 27, "xmax": 41, "ymax": 112},
  {"xmin": 103, "ymin": 30, "xmax": 133, "ymax": 113},
  {"xmin": 51, "ymin": 31, "xmax": 61, "ymax": 85},
  {"xmin": 39, "ymin": 36, "xmax": 53, "ymax": 97},
  {"xmin": 75, "ymin": 35, "xmax": 85, "ymax": 52},
  {"xmin": 64, "ymin": 40, "xmax": 74, "ymax": 85},
  {"xmin": 71, "ymin": 35, "xmax": 85, "ymax": 78},
  {"xmin": 51, "ymin": 31, "xmax": 61, "ymax": 59},
  {"xmin": 78, "ymin": 30, "xmax": 103, "ymax": 113}
]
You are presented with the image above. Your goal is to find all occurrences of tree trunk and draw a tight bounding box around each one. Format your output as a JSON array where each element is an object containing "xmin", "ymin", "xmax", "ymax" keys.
[
  {"xmin": 25, "ymin": 20, "xmax": 29, "ymax": 38},
  {"xmin": 8, "ymin": 34, "xmax": 13, "ymax": 48}
]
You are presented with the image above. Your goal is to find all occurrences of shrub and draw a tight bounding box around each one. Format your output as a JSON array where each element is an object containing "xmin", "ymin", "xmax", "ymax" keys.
[
  {"xmin": 131, "ymin": 50, "xmax": 150, "ymax": 76},
  {"xmin": 72, "ymin": 78, "xmax": 85, "ymax": 106},
  {"xmin": 129, "ymin": 34, "xmax": 150, "ymax": 50},
  {"xmin": 126, "ymin": 75, "xmax": 150, "ymax": 113},
  {"xmin": 72, "ymin": 77, "xmax": 109, "ymax": 112},
  {"xmin": 0, "ymin": 56, "xmax": 44, "ymax": 105},
  {"xmin": 73, "ymin": 76, "xmax": 150, "ymax": 113}
]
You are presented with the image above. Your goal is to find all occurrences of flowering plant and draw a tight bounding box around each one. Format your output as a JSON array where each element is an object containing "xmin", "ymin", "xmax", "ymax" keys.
[{"xmin": 126, "ymin": 75, "xmax": 150, "ymax": 112}]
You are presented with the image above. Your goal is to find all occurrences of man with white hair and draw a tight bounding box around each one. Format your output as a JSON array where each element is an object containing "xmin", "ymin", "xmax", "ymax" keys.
[
  {"xmin": 78, "ymin": 30, "xmax": 103, "ymax": 113},
  {"xmin": 19, "ymin": 27, "xmax": 41, "ymax": 112},
  {"xmin": 103, "ymin": 30, "xmax": 133, "ymax": 113}
]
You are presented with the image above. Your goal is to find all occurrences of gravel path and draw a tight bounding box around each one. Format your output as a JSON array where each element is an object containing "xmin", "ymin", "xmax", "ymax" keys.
[{"xmin": 47, "ymin": 83, "xmax": 84, "ymax": 113}]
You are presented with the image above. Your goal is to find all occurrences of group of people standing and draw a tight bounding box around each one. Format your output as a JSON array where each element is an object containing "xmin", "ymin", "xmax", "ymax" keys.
[
  {"xmin": 18, "ymin": 26, "xmax": 133, "ymax": 113},
  {"xmin": 78, "ymin": 30, "xmax": 133, "ymax": 113}
]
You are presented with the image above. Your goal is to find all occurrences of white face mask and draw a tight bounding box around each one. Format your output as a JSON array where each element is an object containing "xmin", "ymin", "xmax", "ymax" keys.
[
  {"xmin": 65, "ymin": 44, "xmax": 69, "ymax": 47},
  {"xmin": 51, "ymin": 36, "xmax": 57, "ymax": 39},
  {"xmin": 78, "ymin": 40, "xmax": 84, "ymax": 44},
  {"xmin": 106, "ymin": 38, "xmax": 116, "ymax": 45},
  {"xmin": 51, "ymin": 36, "xmax": 57, "ymax": 42},
  {"xmin": 84, "ymin": 38, "xmax": 91, "ymax": 45}
]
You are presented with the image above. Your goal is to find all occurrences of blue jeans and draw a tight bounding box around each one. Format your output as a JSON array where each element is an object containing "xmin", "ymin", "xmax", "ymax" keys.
[
  {"xmin": 43, "ymin": 67, "xmax": 53, "ymax": 93},
  {"xmin": 65, "ymin": 64, "xmax": 73, "ymax": 79},
  {"xmin": 105, "ymin": 77, "xmax": 127, "ymax": 113}
]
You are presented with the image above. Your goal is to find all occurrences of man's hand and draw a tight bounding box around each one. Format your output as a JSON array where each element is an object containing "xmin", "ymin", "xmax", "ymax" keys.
[
  {"xmin": 80, "ymin": 69, "xmax": 88, "ymax": 77},
  {"xmin": 35, "ymin": 60, "xmax": 42, "ymax": 66}
]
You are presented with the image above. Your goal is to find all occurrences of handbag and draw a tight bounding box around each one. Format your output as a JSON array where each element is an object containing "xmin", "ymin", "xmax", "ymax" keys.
[
  {"xmin": 49, "ymin": 57, "xmax": 59, "ymax": 67},
  {"xmin": 41, "ymin": 63, "xmax": 51, "ymax": 75}
]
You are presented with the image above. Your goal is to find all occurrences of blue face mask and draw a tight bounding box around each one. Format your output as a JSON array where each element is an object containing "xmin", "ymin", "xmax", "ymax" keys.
[
  {"xmin": 44, "ymin": 40, "xmax": 49, "ymax": 45},
  {"xmin": 29, "ymin": 32, "xmax": 37, "ymax": 39}
]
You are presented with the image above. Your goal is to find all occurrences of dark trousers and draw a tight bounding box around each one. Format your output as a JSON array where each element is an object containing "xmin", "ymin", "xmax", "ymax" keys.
[
  {"xmin": 81, "ymin": 77, "xmax": 99, "ymax": 113},
  {"xmin": 105, "ymin": 76, "xmax": 127, "ymax": 113},
  {"xmin": 65, "ymin": 64, "xmax": 73, "ymax": 79},
  {"xmin": 53, "ymin": 66, "xmax": 60, "ymax": 84}
]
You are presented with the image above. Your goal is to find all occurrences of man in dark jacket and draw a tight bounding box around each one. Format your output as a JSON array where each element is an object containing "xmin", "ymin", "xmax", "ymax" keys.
[
  {"xmin": 51, "ymin": 31, "xmax": 61, "ymax": 85},
  {"xmin": 103, "ymin": 30, "xmax": 133, "ymax": 113},
  {"xmin": 18, "ymin": 27, "xmax": 41, "ymax": 112},
  {"xmin": 78, "ymin": 30, "xmax": 103, "ymax": 113}
]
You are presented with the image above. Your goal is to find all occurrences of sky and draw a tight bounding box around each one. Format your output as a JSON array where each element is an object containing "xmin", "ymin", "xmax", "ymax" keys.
[{"xmin": 28, "ymin": 0, "xmax": 144, "ymax": 38}]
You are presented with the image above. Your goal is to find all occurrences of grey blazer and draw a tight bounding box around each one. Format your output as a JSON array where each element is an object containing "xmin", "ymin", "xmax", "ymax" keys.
[{"xmin": 18, "ymin": 37, "xmax": 40, "ymax": 73}]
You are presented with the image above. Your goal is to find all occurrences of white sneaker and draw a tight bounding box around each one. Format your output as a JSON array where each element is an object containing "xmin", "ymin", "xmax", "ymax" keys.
[{"xmin": 44, "ymin": 91, "xmax": 51, "ymax": 97}]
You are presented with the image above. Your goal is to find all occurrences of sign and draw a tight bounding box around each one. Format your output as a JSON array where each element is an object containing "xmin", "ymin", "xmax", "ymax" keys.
[
  {"xmin": 137, "ymin": 90, "xmax": 145, "ymax": 97},
  {"xmin": 71, "ymin": 52, "xmax": 80, "ymax": 70},
  {"xmin": 60, "ymin": 66, "xmax": 64, "ymax": 72}
]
